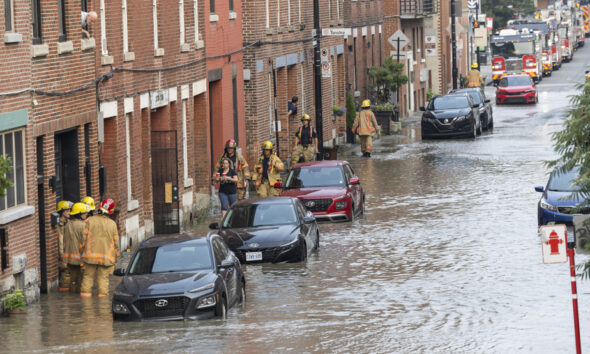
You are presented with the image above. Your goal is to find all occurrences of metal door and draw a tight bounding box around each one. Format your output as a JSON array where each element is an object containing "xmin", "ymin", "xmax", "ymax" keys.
[{"xmin": 151, "ymin": 131, "xmax": 180, "ymax": 234}]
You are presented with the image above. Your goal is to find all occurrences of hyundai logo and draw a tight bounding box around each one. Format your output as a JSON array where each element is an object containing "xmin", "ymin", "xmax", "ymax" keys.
[
  {"xmin": 249, "ymin": 243, "xmax": 260, "ymax": 248},
  {"xmin": 305, "ymin": 201, "xmax": 316, "ymax": 208},
  {"xmin": 154, "ymin": 299, "xmax": 168, "ymax": 308}
]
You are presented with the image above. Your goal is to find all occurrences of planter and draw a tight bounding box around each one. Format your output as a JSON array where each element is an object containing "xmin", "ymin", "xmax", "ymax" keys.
[
  {"xmin": 6, "ymin": 307, "xmax": 27, "ymax": 315},
  {"xmin": 373, "ymin": 110, "xmax": 393, "ymax": 135}
]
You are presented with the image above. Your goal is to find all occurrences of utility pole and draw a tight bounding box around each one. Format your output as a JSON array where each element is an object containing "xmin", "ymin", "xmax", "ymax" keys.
[
  {"xmin": 313, "ymin": 0, "xmax": 324, "ymax": 160},
  {"xmin": 475, "ymin": 4, "xmax": 481, "ymax": 69},
  {"xmin": 451, "ymin": 0, "xmax": 458, "ymax": 89}
]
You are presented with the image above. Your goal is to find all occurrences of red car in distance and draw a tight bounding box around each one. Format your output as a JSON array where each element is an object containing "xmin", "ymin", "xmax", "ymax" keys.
[
  {"xmin": 280, "ymin": 160, "xmax": 365, "ymax": 222},
  {"xmin": 495, "ymin": 73, "xmax": 538, "ymax": 104}
]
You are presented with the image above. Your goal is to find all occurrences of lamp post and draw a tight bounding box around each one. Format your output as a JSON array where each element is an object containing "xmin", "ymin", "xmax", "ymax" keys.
[{"xmin": 313, "ymin": 0, "xmax": 324, "ymax": 159}]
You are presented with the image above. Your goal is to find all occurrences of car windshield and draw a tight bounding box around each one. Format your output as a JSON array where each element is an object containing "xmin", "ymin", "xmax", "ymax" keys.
[
  {"xmin": 548, "ymin": 167, "xmax": 580, "ymax": 192},
  {"xmin": 431, "ymin": 96, "xmax": 470, "ymax": 110},
  {"xmin": 491, "ymin": 41, "xmax": 535, "ymax": 57},
  {"xmin": 454, "ymin": 90, "xmax": 481, "ymax": 104},
  {"xmin": 127, "ymin": 242, "xmax": 212, "ymax": 275},
  {"xmin": 285, "ymin": 166, "xmax": 345, "ymax": 188},
  {"xmin": 499, "ymin": 76, "xmax": 532, "ymax": 86},
  {"xmin": 223, "ymin": 203, "xmax": 298, "ymax": 228}
]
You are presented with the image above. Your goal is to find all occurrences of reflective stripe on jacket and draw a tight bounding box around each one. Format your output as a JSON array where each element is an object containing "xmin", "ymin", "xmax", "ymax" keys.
[
  {"xmin": 352, "ymin": 110, "xmax": 379, "ymax": 136},
  {"xmin": 63, "ymin": 219, "xmax": 86, "ymax": 265},
  {"xmin": 81, "ymin": 215, "xmax": 120, "ymax": 266},
  {"xmin": 252, "ymin": 154, "xmax": 284, "ymax": 186}
]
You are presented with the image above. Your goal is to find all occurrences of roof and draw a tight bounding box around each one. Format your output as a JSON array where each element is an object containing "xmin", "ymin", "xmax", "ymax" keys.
[
  {"xmin": 140, "ymin": 233, "xmax": 210, "ymax": 248},
  {"xmin": 232, "ymin": 196, "xmax": 296, "ymax": 206},
  {"xmin": 294, "ymin": 160, "xmax": 347, "ymax": 168}
]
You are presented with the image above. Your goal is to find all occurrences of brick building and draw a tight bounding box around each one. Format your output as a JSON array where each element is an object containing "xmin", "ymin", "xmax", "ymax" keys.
[
  {"xmin": 342, "ymin": 0, "xmax": 385, "ymax": 103},
  {"xmin": 242, "ymin": 0, "xmax": 347, "ymax": 164}
]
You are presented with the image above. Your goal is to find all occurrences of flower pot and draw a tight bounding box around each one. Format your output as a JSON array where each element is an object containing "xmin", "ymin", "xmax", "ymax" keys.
[
  {"xmin": 7, "ymin": 307, "xmax": 27, "ymax": 315},
  {"xmin": 373, "ymin": 110, "xmax": 392, "ymax": 135}
]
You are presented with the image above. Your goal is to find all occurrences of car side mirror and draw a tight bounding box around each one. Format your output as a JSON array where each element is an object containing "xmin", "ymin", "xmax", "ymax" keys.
[
  {"xmin": 535, "ymin": 186, "xmax": 544, "ymax": 192},
  {"xmin": 349, "ymin": 177, "xmax": 360, "ymax": 185},
  {"xmin": 209, "ymin": 222, "xmax": 220, "ymax": 230},
  {"xmin": 303, "ymin": 215, "xmax": 316, "ymax": 224},
  {"xmin": 485, "ymin": 98, "xmax": 491, "ymax": 103},
  {"xmin": 218, "ymin": 259, "xmax": 235, "ymax": 269},
  {"xmin": 113, "ymin": 268, "xmax": 126, "ymax": 276},
  {"xmin": 419, "ymin": 106, "xmax": 426, "ymax": 111}
]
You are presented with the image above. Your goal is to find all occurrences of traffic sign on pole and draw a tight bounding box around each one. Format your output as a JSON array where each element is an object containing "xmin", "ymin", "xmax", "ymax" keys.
[
  {"xmin": 320, "ymin": 47, "xmax": 329, "ymax": 63},
  {"xmin": 388, "ymin": 30, "xmax": 409, "ymax": 50},
  {"xmin": 540, "ymin": 224, "xmax": 567, "ymax": 264}
]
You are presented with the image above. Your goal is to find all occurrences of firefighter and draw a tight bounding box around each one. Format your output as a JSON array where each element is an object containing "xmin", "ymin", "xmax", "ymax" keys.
[
  {"xmin": 352, "ymin": 99, "xmax": 380, "ymax": 157},
  {"xmin": 290, "ymin": 114, "xmax": 318, "ymax": 166},
  {"xmin": 467, "ymin": 62, "xmax": 484, "ymax": 88},
  {"xmin": 82, "ymin": 196, "xmax": 96, "ymax": 216},
  {"xmin": 252, "ymin": 141, "xmax": 284, "ymax": 198},
  {"xmin": 56, "ymin": 200, "xmax": 73, "ymax": 291},
  {"xmin": 80, "ymin": 199, "xmax": 120, "ymax": 297},
  {"xmin": 62, "ymin": 202, "xmax": 89, "ymax": 293},
  {"xmin": 213, "ymin": 139, "xmax": 251, "ymax": 200}
]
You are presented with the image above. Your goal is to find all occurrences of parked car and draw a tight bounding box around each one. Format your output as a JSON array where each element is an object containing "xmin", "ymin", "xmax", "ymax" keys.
[
  {"xmin": 280, "ymin": 160, "xmax": 365, "ymax": 222},
  {"xmin": 496, "ymin": 73, "xmax": 538, "ymax": 105},
  {"xmin": 209, "ymin": 197, "xmax": 319, "ymax": 263},
  {"xmin": 421, "ymin": 94, "xmax": 482, "ymax": 139},
  {"xmin": 536, "ymin": 166, "xmax": 590, "ymax": 226},
  {"xmin": 449, "ymin": 88, "xmax": 493, "ymax": 130},
  {"xmin": 112, "ymin": 233, "xmax": 245, "ymax": 321}
]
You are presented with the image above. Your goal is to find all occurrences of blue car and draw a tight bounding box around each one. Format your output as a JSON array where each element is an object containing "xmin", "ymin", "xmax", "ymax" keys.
[{"xmin": 535, "ymin": 166, "xmax": 590, "ymax": 226}]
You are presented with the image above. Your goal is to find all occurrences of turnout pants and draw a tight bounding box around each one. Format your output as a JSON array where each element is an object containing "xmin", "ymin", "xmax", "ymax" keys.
[
  {"xmin": 66, "ymin": 265, "xmax": 83, "ymax": 293},
  {"xmin": 359, "ymin": 135, "xmax": 373, "ymax": 153},
  {"xmin": 59, "ymin": 267, "xmax": 70, "ymax": 291},
  {"xmin": 237, "ymin": 187, "xmax": 246, "ymax": 200},
  {"xmin": 290, "ymin": 145, "xmax": 315, "ymax": 166},
  {"xmin": 256, "ymin": 180, "xmax": 281, "ymax": 198},
  {"xmin": 80, "ymin": 264, "xmax": 115, "ymax": 297}
]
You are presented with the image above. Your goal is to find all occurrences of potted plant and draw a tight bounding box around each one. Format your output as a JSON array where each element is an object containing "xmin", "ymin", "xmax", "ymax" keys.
[
  {"xmin": 3, "ymin": 289, "xmax": 26, "ymax": 315},
  {"xmin": 345, "ymin": 94, "xmax": 356, "ymax": 144},
  {"xmin": 368, "ymin": 57, "xmax": 408, "ymax": 135}
]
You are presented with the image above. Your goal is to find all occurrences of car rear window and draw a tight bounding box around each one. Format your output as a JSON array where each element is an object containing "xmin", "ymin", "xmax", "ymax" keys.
[
  {"xmin": 432, "ymin": 96, "xmax": 470, "ymax": 110},
  {"xmin": 128, "ymin": 243, "xmax": 213, "ymax": 275},
  {"xmin": 285, "ymin": 166, "xmax": 345, "ymax": 188},
  {"xmin": 500, "ymin": 76, "xmax": 532, "ymax": 86},
  {"xmin": 548, "ymin": 167, "xmax": 580, "ymax": 192}
]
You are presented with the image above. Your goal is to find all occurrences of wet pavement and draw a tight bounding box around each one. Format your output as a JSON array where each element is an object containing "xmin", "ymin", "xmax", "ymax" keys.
[{"xmin": 3, "ymin": 48, "xmax": 590, "ymax": 353}]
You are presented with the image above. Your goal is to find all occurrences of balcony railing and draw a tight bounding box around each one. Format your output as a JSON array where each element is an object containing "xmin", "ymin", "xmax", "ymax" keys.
[{"xmin": 400, "ymin": 0, "xmax": 437, "ymax": 17}]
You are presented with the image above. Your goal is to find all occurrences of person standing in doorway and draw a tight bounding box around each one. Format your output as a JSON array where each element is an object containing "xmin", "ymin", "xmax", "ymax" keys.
[
  {"xmin": 352, "ymin": 99, "xmax": 380, "ymax": 157},
  {"xmin": 57, "ymin": 201, "xmax": 73, "ymax": 291},
  {"xmin": 215, "ymin": 158, "xmax": 239, "ymax": 218},
  {"xmin": 62, "ymin": 202, "xmax": 89, "ymax": 293},
  {"xmin": 290, "ymin": 114, "xmax": 318, "ymax": 166}
]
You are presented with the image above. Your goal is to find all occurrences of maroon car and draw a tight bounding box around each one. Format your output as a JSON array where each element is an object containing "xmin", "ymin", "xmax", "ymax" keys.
[{"xmin": 280, "ymin": 160, "xmax": 365, "ymax": 222}]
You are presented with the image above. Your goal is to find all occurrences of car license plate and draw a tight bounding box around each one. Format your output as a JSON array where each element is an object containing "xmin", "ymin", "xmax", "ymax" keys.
[{"xmin": 245, "ymin": 252, "xmax": 262, "ymax": 262}]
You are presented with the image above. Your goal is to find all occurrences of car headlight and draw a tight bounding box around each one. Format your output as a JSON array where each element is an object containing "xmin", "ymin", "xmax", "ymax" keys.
[
  {"xmin": 335, "ymin": 201, "xmax": 347, "ymax": 209},
  {"xmin": 112, "ymin": 302, "xmax": 130, "ymax": 314},
  {"xmin": 540, "ymin": 198, "xmax": 559, "ymax": 212},
  {"xmin": 456, "ymin": 115, "xmax": 468, "ymax": 121},
  {"xmin": 196, "ymin": 295, "xmax": 217, "ymax": 309},
  {"xmin": 189, "ymin": 283, "xmax": 215, "ymax": 293},
  {"xmin": 114, "ymin": 289, "xmax": 134, "ymax": 297}
]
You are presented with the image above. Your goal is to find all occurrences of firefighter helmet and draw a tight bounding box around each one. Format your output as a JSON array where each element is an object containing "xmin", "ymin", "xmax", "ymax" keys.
[
  {"xmin": 70, "ymin": 202, "xmax": 90, "ymax": 216},
  {"xmin": 225, "ymin": 139, "xmax": 237, "ymax": 149},
  {"xmin": 361, "ymin": 99, "xmax": 371, "ymax": 108},
  {"xmin": 301, "ymin": 114, "xmax": 311, "ymax": 121},
  {"xmin": 262, "ymin": 141, "xmax": 274, "ymax": 150},
  {"xmin": 471, "ymin": 62, "xmax": 478, "ymax": 69},
  {"xmin": 56, "ymin": 200, "xmax": 73, "ymax": 213},
  {"xmin": 82, "ymin": 196, "xmax": 96, "ymax": 211},
  {"xmin": 99, "ymin": 198, "xmax": 115, "ymax": 215}
]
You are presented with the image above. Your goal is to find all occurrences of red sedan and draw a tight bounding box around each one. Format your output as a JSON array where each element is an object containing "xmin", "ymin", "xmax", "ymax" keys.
[
  {"xmin": 495, "ymin": 74, "xmax": 538, "ymax": 104},
  {"xmin": 280, "ymin": 160, "xmax": 365, "ymax": 222}
]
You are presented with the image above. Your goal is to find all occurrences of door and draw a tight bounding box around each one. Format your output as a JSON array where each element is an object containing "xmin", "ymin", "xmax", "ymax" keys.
[
  {"xmin": 151, "ymin": 130, "xmax": 180, "ymax": 234},
  {"xmin": 54, "ymin": 129, "xmax": 80, "ymax": 203},
  {"xmin": 36, "ymin": 137, "xmax": 47, "ymax": 293}
]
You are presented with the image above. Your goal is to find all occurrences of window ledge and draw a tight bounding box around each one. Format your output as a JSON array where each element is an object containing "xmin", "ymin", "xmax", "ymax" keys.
[
  {"xmin": 57, "ymin": 40, "xmax": 74, "ymax": 55},
  {"xmin": 127, "ymin": 199, "xmax": 139, "ymax": 212},
  {"xmin": 229, "ymin": 11, "xmax": 237, "ymax": 20},
  {"xmin": 4, "ymin": 33, "xmax": 23, "ymax": 44},
  {"xmin": 180, "ymin": 43, "xmax": 190, "ymax": 52},
  {"xmin": 330, "ymin": 20, "xmax": 336, "ymax": 27},
  {"xmin": 101, "ymin": 55, "xmax": 114, "ymax": 66},
  {"xmin": 210, "ymin": 14, "xmax": 219, "ymax": 22},
  {"xmin": 184, "ymin": 178, "xmax": 194, "ymax": 188},
  {"xmin": 421, "ymin": 58, "xmax": 426, "ymax": 63},
  {"xmin": 338, "ymin": 19, "xmax": 344, "ymax": 25},
  {"xmin": 195, "ymin": 40, "xmax": 205, "ymax": 49},
  {"xmin": 266, "ymin": 27, "xmax": 275, "ymax": 35},
  {"xmin": 81, "ymin": 38, "xmax": 95, "ymax": 51},
  {"xmin": 277, "ymin": 27, "xmax": 285, "ymax": 33},
  {"xmin": 0, "ymin": 205, "xmax": 35, "ymax": 225},
  {"xmin": 154, "ymin": 48, "xmax": 165, "ymax": 57},
  {"xmin": 31, "ymin": 44, "xmax": 49, "ymax": 58},
  {"xmin": 288, "ymin": 25, "xmax": 296, "ymax": 32},
  {"xmin": 124, "ymin": 51, "xmax": 135, "ymax": 62}
]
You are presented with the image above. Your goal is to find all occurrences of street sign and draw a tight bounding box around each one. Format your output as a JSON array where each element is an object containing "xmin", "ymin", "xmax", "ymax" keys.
[
  {"xmin": 320, "ymin": 47, "xmax": 329, "ymax": 63},
  {"xmin": 486, "ymin": 17, "xmax": 493, "ymax": 30},
  {"xmin": 467, "ymin": 0, "xmax": 479, "ymax": 10},
  {"xmin": 388, "ymin": 30, "xmax": 409, "ymax": 50},
  {"xmin": 321, "ymin": 62, "xmax": 332, "ymax": 78},
  {"xmin": 540, "ymin": 224, "xmax": 568, "ymax": 264},
  {"xmin": 322, "ymin": 28, "xmax": 352, "ymax": 36}
]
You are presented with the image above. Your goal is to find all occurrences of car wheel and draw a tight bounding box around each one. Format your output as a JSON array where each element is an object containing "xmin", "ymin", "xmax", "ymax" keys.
[
  {"xmin": 469, "ymin": 120, "xmax": 477, "ymax": 138},
  {"xmin": 350, "ymin": 204, "xmax": 357, "ymax": 222},
  {"xmin": 477, "ymin": 120, "xmax": 482, "ymax": 135},
  {"xmin": 315, "ymin": 232, "xmax": 320, "ymax": 250},
  {"xmin": 535, "ymin": 95, "xmax": 538, "ymax": 104},
  {"xmin": 238, "ymin": 281, "xmax": 246, "ymax": 304},
  {"xmin": 296, "ymin": 240, "xmax": 307, "ymax": 262},
  {"xmin": 360, "ymin": 196, "xmax": 365, "ymax": 215},
  {"xmin": 216, "ymin": 296, "xmax": 227, "ymax": 318}
]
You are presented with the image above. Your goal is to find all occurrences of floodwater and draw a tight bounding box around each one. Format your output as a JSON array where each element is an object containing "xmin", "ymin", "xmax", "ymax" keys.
[{"xmin": 3, "ymin": 50, "xmax": 590, "ymax": 353}]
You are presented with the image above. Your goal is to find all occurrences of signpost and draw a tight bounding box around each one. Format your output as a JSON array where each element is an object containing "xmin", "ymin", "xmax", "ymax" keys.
[
  {"xmin": 388, "ymin": 30, "xmax": 409, "ymax": 62},
  {"xmin": 540, "ymin": 224, "xmax": 582, "ymax": 354}
]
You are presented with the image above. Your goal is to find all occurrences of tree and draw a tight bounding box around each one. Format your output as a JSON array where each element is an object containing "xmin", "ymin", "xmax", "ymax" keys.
[
  {"xmin": 0, "ymin": 156, "xmax": 12, "ymax": 199},
  {"xmin": 345, "ymin": 93, "xmax": 356, "ymax": 129},
  {"xmin": 547, "ymin": 80, "xmax": 590, "ymax": 279},
  {"xmin": 368, "ymin": 57, "xmax": 408, "ymax": 104},
  {"xmin": 481, "ymin": 0, "xmax": 535, "ymax": 30}
]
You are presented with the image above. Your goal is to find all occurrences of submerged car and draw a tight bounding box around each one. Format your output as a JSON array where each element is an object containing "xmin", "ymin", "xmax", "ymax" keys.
[
  {"xmin": 280, "ymin": 160, "xmax": 365, "ymax": 222},
  {"xmin": 496, "ymin": 74, "xmax": 538, "ymax": 104},
  {"xmin": 210, "ymin": 197, "xmax": 319, "ymax": 263},
  {"xmin": 449, "ymin": 88, "xmax": 493, "ymax": 130},
  {"xmin": 421, "ymin": 94, "xmax": 482, "ymax": 139},
  {"xmin": 536, "ymin": 166, "xmax": 590, "ymax": 226},
  {"xmin": 112, "ymin": 233, "xmax": 245, "ymax": 321}
]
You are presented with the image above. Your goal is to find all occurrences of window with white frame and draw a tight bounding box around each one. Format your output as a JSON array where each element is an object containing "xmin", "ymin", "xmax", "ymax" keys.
[
  {"xmin": 153, "ymin": 0, "xmax": 159, "ymax": 50},
  {"xmin": 287, "ymin": 0, "xmax": 291, "ymax": 26},
  {"xmin": 298, "ymin": 0, "xmax": 301, "ymax": 24},
  {"xmin": 268, "ymin": 73, "xmax": 274, "ymax": 134},
  {"xmin": 182, "ymin": 100, "xmax": 189, "ymax": 182},
  {"xmin": 4, "ymin": 0, "xmax": 14, "ymax": 32},
  {"xmin": 336, "ymin": 0, "xmax": 340, "ymax": 22},
  {"xmin": 100, "ymin": 0, "xmax": 108, "ymax": 55},
  {"xmin": 125, "ymin": 114, "xmax": 133, "ymax": 202},
  {"xmin": 193, "ymin": 0, "xmax": 200, "ymax": 42},
  {"xmin": 265, "ymin": 0, "xmax": 270, "ymax": 28},
  {"xmin": 277, "ymin": 0, "xmax": 281, "ymax": 28},
  {"xmin": 122, "ymin": 0, "xmax": 130, "ymax": 53},
  {"xmin": 0, "ymin": 130, "xmax": 26, "ymax": 211},
  {"xmin": 328, "ymin": 0, "xmax": 332, "ymax": 20},
  {"xmin": 179, "ymin": 0, "xmax": 185, "ymax": 45}
]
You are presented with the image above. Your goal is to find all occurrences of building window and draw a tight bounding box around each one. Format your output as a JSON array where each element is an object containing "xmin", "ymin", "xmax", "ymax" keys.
[
  {"xmin": 210, "ymin": 0, "xmax": 215, "ymax": 13},
  {"xmin": 287, "ymin": 0, "xmax": 291, "ymax": 25},
  {"xmin": 153, "ymin": 0, "xmax": 159, "ymax": 50},
  {"xmin": 125, "ymin": 114, "xmax": 133, "ymax": 202},
  {"xmin": 122, "ymin": 0, "xmax": 130, "ymax": 52},
  {"xmin": 193, "ymin": 0, "xmax": 199, "ymax": 42},
  {"xmin": 277, "ymin": 0, "xmax": 280, "ymax": 27},
  {"xmin": 31, "ymin": 0, "xmax": 42, "ymax": 44},
  {"xmin": 0, "ymin": 130, "xmax": 26, "ymax": 211},
  {"xmin": 58, "ymin": 0, "xmax": 67, "ymax": 41},
  {"xmin": 229, "ymin": 0, "xmax": 234, "ymax": 12},
  {"xmin": 179, "ymin": 0, "xmax": 185, "ymax": 44},
  {"xmin": 100, "ymin": 0, "xmax": 108, "ymax": 55},
  {"xmin": 4, "ymin": 0, "xmax": 14, "ymax": 32}
]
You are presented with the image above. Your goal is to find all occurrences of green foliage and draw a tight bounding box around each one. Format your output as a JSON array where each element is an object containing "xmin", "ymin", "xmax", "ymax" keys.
[
  {"xmin": 333, "ymin": 105, "xmax": 345, "ymax": 116},
  {"xmin": 372, "ymin": 101, "xmax": 397, "ymax": 112},
  {"xmin": 481, "ymin": 0, "xmax": 535, "ymax": 30},
  {"xmin": 368, "ymin": 57, "xmax": 408, "ymax": 103},
  {"xmin": 345, "ymin": 94, "xmax": 356, "ymax": 129},
  {"xmin": 427, "ymin": 87, "xmax": 434, "ymax": 101},
  {"xmin": 4, "ymin": 289, "xmax": 26, "ymax": 311},
  {"xmin": 0, "ymin": 156, "xmax": 13, "ymax": 199}
]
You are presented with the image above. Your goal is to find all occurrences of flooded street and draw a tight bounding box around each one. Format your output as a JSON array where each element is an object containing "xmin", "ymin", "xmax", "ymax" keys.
[{"xmin": 3, "ymin": 49, "xmax": 590, "ymax": 354}]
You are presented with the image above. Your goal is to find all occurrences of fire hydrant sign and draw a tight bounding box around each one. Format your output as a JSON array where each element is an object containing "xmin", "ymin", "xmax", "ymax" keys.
[{"xmin": 539, "ymin": 225, "xmax": 567, "ymax": 264}]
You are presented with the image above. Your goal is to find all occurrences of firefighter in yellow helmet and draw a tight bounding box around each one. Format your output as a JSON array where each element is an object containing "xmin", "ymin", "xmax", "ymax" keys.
[
  {"xmin": 252, "ymin": 141, "xmax": 285, "ymax": 198},
  {"xmin": 82, "ymin": 196, "xmax": 96, "ymax": 216},
  {"xmin": 290, "ymin": 114, "xmax": 318, "ymax": 166},
  {"xmin": 56, "ymin": 200, "xmax": 73, "ymax": 291},
  {"xmin": 80, "ymin": 199, "xmax": 120, "ymax": 297},
  {"xmin": 62, "ymin": 202, "xmax": 90, "ymax": 293},
  {"xmin": 467, "ymin": 62, "xmax": 484, "ymax": 88},
  {"xmin": 352, "ymin": 99, "xmax": 380, "ymax": 157},
  {"xmin": 212, "ymin": 139, "xmax": 251, "ymax": 200}
]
